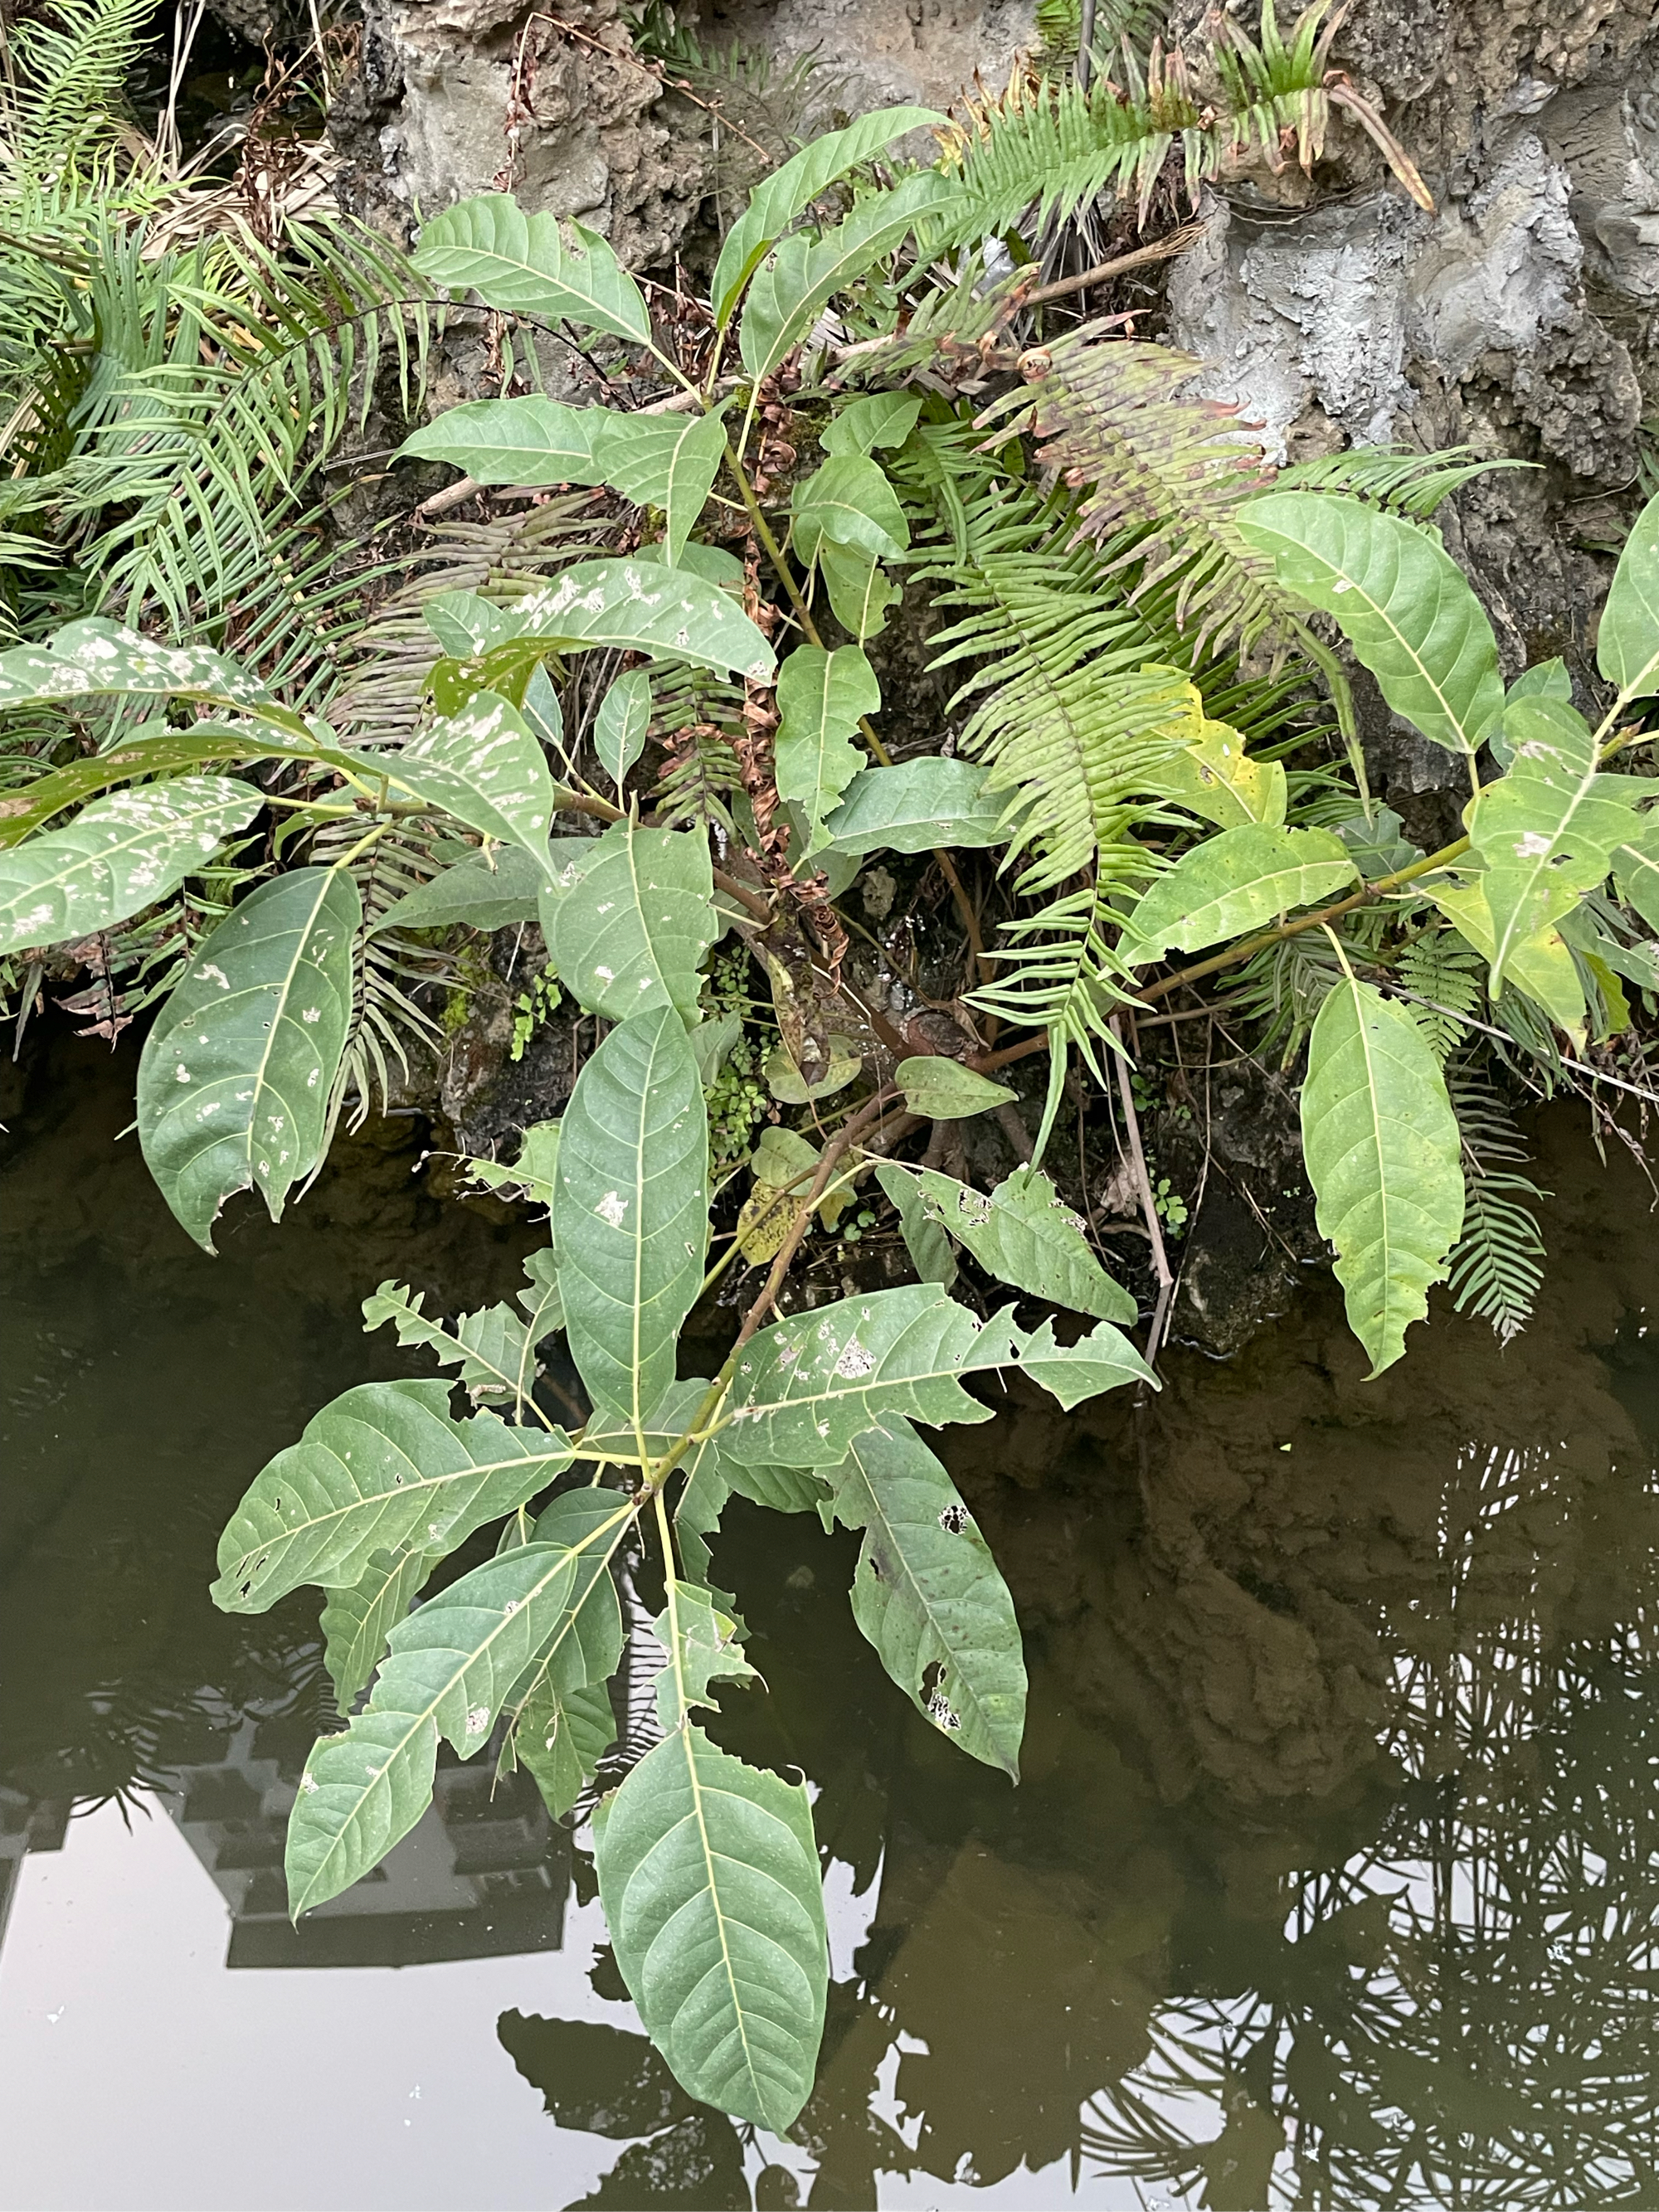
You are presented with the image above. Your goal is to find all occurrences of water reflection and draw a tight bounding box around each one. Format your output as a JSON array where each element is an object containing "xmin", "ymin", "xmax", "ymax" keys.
[{"xmin": 5, "ymin": 1028, "xmax": 1659, "ymax": 2209}]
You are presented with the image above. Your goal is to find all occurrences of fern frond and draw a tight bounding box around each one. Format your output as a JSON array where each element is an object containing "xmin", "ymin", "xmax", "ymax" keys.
[
  {"xmin": 649, "ymin": 662, "xmax": 747, "ymax": 836},
  {"xmin": 1272, "ymin": 444, "xmax": 1531, "ymax": 518},
  {"xmin": 1397, "ymin": 928, "xmax": 1486, "ymax": 1061},
  {"xmin": 964, "ymin": 883, "xmax": 1131, "ymax": 1074},
  {"xmin": 1228, "ymin": 928, "xmax": 1345, "ymax": 1062},
  {"xmin": 980, "ymin": 334, "xmax": 1288, "ymax": 656},
  {"xmin": 0, "ymin": 0, "xmax": 155, "ymax": 182},
  {"xmin": 1446, "ymin": 1066, "xmax": 1548, "ymax": 1343}
]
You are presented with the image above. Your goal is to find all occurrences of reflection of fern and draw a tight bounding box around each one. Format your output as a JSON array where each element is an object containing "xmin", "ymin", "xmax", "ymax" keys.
[{"xmin": 1446, "ymin": 1067, "xmax": 1548, "ymax": 1343}]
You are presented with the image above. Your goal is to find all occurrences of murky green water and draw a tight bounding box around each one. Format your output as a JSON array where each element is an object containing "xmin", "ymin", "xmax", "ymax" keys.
[{"xmin": 4, "ymin": 1025, "xmax": 1659, "ymax": 2210}]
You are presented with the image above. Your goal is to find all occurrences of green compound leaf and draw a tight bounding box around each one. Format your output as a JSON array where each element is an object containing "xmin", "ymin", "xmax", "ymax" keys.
[
  {"xmin": 1120, "ymin": 825, "xmax": 1358, "ymax": 965},
  {"xmin": 0, "ymin": 775, "xmax": 260, "ymax": 955},
  {"xmin": 825, "ymin": 758, "xmax": 1008, "ymax": 855},
  {"xmin": 791, "ymin": 455, "xmax": 910, "ymax": 566},
  {"xmin": 893, "ymin": 1056, "xmax": 1016, "ymax": 1119},
  {"xmin": 212, "ymin": 1377, "xmax": 575, "ymax": 1612},
  {"xmin": 362, "ymin": 692, "xmax": 558, "ymax": 868},
  {"xmin": 1238, "ymin": 492, "xmax": 1502, "ymax": 756},
  {"xmin": 874, "ymin": 1162, "xmax": 1136, "ymax": 1323},
  {"xmin": 287, "ymin": 1521, "xmax": 630, "ymax": 1914},
  {"xmin": 1301, "ymin": 975, "xmax": 1465, "ymax": 1378},
  {"xmin": 503, "ymin": 1488, "xmax": 628, "ymax": 1819},
  {"xmin": 413, "ymin": 194, "xmax": 655, "ymax": 351},
  {"xmin": 722, "ymin": 1284, "xmax": 1154, "ymax": 1467},
  {"xmin": 590, "ymin": 407, "xmax": 730, "ymax": 567},
  {"xmin": 1467, "ymin": 696, "xmax": 1643, "ymax": 990},
  {"xmin": 592, "ymin": 1723, "xmax": 827, "ymax": 2132},
  {"xmin": 593, "ymin": 668, "xmax": 652, "ymax": 793},
  {"xmin": 821, "ymin": 1419, "xmax": 1027, "ymax": 1777},
  {"xmin": 398, "ymin": 396, "xmax": 602, "ymax": 484},
  {"xmin": 739, "ymin": 170, "xmax": 960, "ymax": 385},
  {"xmin": 552, "ymin": 1007, "xmax": 708, "ymax": 1431},
  {"xmin": 0, "ymin": 616, "xmax": 290, "ymax": 722},
  {"xmin": 713, "ymin": 105, "xmax": 944, "ymax": 328},
  {"xmin": 774, "ymin": 644, "xmax": 878, "ymax": 853},
  {"xmin": 1597, "ymin": 485, "xmax": 1659, "ymax": 707},
  {"xmin": 546, "ymin": 817, "xmax": 717, "ymax": 1023},
  {"xmin": 137, "ymin": 867, "xmax": 359, "ymax": 1252},
  {"xmin": 319, "ymin": 1548, "xmax": 437, "ymax": 1718}
]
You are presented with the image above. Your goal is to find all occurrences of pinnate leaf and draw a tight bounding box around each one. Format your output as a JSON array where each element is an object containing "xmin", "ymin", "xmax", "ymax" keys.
[
  {"xmin": 212, "ymin": 1377, "xmax": 574, "ymax": 1612},
  {"xmin": 552, "ymin": 1007, "xmax": 708, "ymax": 1430},
  {"xmin": 137, "ymin": 867, "xmax": 358, "ymax": 1252},
  {"xmin": 1120, "ymin": 826, "xmax": 1358, "ymax": 965},
  {"xmin": 1238, "ymin": 492, "xmax": 1502, "ymax": 756},
  {"xmin": 821, "ymin": 1419, "xmax": 1026, "ymax": 1776},
  {"xmin": 0, "ymin": 775, "xmax": 260, "ymax": 955},
  {"xmin": 1300, "ymin": 975, "xmax": 1465, "ymax": 1378}
]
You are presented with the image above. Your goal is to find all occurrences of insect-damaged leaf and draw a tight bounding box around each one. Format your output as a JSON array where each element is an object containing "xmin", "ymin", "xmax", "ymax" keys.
[
  {"xmin": 319, "ymin": 1548, "xmax": 437, "ymax": 1718},
  {"xmin": 1119, "ymin": 826, "xmax": 1358, "ymax": 965},
  {"xmin": 1238, "ymin": 492, "xmax": 1504, "ymax": 756},
  {"xmin": 137, "ymin": 867, "xmax": 358, "ymax": 1252},
  {"xmin": 593, "ymin": 1726, "xmax": 826, "ymax": 2132},
  {"xmin": 892, "ymin": 1057, "xmax": 1016, "ymax": 1120},
  {"xmin": 820, "ymin": 1418, "xmax": 1026, "ymax": 1777},
  {"xmin": 0, "ymin": 775, "xmax": 261, "ymax": 955},
  {"xmin": 874, "ymin": 1162, "xmax": 1136, "ymax": 1323},
  {"xmin": 0, "ymin": 616, "xmax": 291, "ymax": 722},
  {"xmin": 545, "ymin": 817, "xmax": 717, "ymax": 1023},
  {"xmin": 722, "ymin": 1284, "xmax": 1153, "ymax": 1467},
  {"xmin": 287, "ymin": 1518, "xmax": 630, "ymax": 1914},
  {"xmin": 212, "ymin": 1377, "xmax": 575, "ymax": 1612},
  {"xmin": 552, "ymin": 1006, "xmax": 708, "ymax": 1432},
  {"xmin": 1301, "ymin": 975, "xmax": 1465, "ymax": 1378},
  {"xmin": 361, "ymin": 1268, "xmax": 557, "ymax": 1407}
]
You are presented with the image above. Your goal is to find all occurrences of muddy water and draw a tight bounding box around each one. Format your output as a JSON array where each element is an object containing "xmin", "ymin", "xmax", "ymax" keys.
[{"xmin": 3, "ymin": 1026, "xmax": 1659, "ymax": 2211}]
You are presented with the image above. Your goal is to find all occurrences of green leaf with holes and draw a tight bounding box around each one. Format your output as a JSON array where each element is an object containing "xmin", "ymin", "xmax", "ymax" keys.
[
  {"xmin": 712, "ymin": 106, "xmax": 944, "ymax": 328},
  {"xmin": 362, "ymin": 1256, "xmax": 561, "ymax": 1407},
  {"xmin": 546, "ymin": 817, "xmax": 716, "ymax": 1023},
  {"xmin": 1301, "ymin": 975, "xmax": 1465, "ymax": 1378},
  {"xmin": 874, "ymin": 1162, "xmax": 1135, "ymax": 1322},
  {"xmin": 413, "ymin": 194, "xmax": 656, "ymax": 350},
  {"xmin": 136, "ymin": 867, "xmax": 359, "ymax": 1252},
  {"xmin": 0, "ymin": 775, "xmax": 261, "ymax": 955},
  {"xmin": 1467, "ymin": 696, "xmax": 1642, "ymax": 989},
  {"xmin": 1119, "ymin": 826, "xmax": 1358, "ymax": 965},
  {"xmin": 286, "ymin": 1519, "xmax": 631, "ymax": 1914},
  {"xmin": 722, "ymin": 1284, "xmax": 1153, "ymax": 1466},
  {"xmin": 774, "ymin": 644, "xmax": 878, "ymax": 853},
  {"xmin": 1238, "ymin": 492, "xmax": 1502, "ymax": 756},
  {"xmin": 552, "ymin": 1006, "xmax": 708, "ymax": 1430},
  {"xmin": 211, "ymin": 1377, "xmax": 575, "ymax": 1612},
  {"xmin": 820, "ymin": 1418, "xmax": 1026, "ymax": 1777}
]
